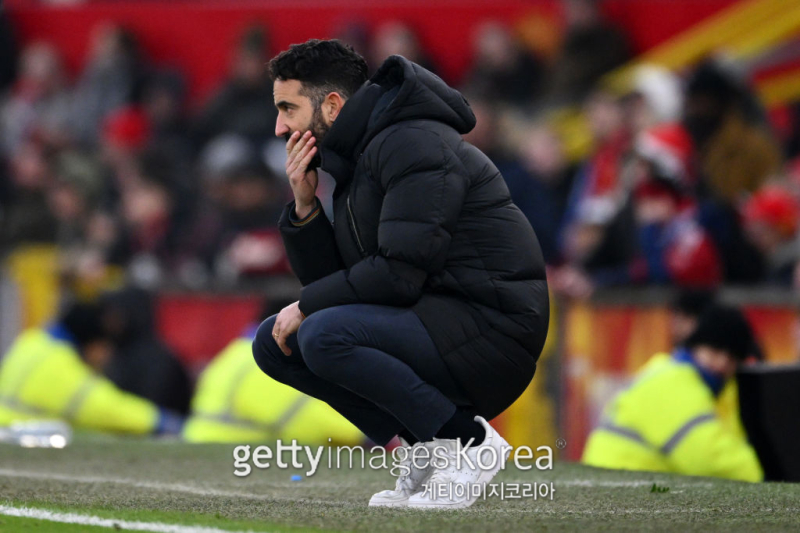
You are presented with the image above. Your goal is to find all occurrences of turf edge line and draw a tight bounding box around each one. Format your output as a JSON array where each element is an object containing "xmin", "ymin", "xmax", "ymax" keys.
[{"xmin": 0, "ymin": 504, "xmax": 269, "ymax": 533}]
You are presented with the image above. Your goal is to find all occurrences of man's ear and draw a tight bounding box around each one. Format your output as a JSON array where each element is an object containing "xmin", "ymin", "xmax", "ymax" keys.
[{"xmin": 324, "ymin": 92, "xmax": 346, "ymax": 124}]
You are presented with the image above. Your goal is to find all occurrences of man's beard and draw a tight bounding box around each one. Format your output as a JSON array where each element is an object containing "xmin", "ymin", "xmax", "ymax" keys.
[{"xmin": 283, "ymin": 106, "xmax": 329, "ymax": 170}]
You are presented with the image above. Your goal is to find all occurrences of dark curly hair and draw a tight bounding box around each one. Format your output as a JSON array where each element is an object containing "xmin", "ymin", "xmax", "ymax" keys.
[{"xmin": 268, "ymin": 39, "xmax": 368, "ymax": 107}]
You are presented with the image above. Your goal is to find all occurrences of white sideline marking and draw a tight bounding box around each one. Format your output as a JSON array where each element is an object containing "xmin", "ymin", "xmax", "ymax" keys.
[
  {"xmin": 0, "ymin": 504, "xmax": 261, "ymax": 533},
  {"xmin": 0, "ymin": 468, "xmax": 357, "ymax": 507},
  {"xmin": 552, "ymin": 479, "xmax": 714, "ymax": 488}
]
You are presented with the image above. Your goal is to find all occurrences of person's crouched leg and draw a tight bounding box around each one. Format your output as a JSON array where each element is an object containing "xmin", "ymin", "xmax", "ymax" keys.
[
  {"xmin": 255, "ymin": 309, "xmax": 404, "ymax": 445},
  {"xmin": 296, "ymin": 307, "xmax": 361, "ymax": 383},
  {"xmin": 296, "ymin": 305, "xmax": 458, "ymax": 443},
  {"xmin": 252, "ymin": 315, "xmax": 304, "ymax": 383}
]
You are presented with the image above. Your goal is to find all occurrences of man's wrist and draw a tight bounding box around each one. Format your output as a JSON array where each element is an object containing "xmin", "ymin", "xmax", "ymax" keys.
[
  {"xmin": 290, "ymin": 198, "xmax": 321, "ymax": 227},
  {"xmin": 295, "ymin": 200, "xmax": 316, "ymax": 219}
]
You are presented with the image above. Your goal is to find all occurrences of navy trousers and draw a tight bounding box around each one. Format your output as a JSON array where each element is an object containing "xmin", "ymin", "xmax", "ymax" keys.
[{"xmin": 252, "ymin": 304, "xmax": 470, "ymax": 445}]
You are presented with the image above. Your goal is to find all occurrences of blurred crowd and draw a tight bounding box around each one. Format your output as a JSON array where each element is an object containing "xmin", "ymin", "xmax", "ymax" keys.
[
  {"xmin": 0, "ymin": 22, "xmax": 290, "ymax": 292},
  {"xmin": 2, "ymin": 0, "xmax": 800, "ymax": 300}
]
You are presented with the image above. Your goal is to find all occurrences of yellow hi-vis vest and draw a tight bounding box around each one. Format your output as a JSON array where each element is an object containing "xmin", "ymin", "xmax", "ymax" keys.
[
  {"xmin": 0, "ymin": 329, "xmax": 158, "ymax": 434},
  {"xmin": 582, "ymin": 353, "xmax": 763, "ymax": 482},
  {"xmin": 182, "ymin": 334, "xmax": 363, "ymax": 445}
]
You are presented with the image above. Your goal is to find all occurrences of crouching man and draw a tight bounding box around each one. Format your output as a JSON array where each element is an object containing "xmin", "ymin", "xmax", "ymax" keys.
[{"xmin": 252, "ymin": 39, "xmax": 549, "ymax": 509}]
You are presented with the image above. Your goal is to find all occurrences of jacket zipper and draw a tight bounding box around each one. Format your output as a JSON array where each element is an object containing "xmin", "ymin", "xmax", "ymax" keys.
[{"xmin": 347, "ymin": 194, "xmax": 366, "ymax": 256}]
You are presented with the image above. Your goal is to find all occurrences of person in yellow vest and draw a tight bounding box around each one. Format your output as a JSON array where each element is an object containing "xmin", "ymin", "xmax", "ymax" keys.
[
  {"xmin": 183, "ymin": 321, "xmax": 364, "ymax": 445},
  {"xmin": 582, "ymin": 304, "xmax": 763, "ymax": 482},
  {"xmin": 0, "ymin": 302, "xmax": 182, "ymax": 435}
]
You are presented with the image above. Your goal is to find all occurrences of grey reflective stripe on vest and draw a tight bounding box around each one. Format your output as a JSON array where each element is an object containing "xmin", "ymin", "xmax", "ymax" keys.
[
  {"xmin": 599, "ymin": 413, "xmax": 717, "ymax": 456},
  {"xmin": 659, "ymin": 413, "xmax": 716, "ymax": 455},
  {"xmin": 193, "ymin": 395, "xmax": 310, "ymax": 436},
  {"xmin": 192, "ymin": 353, "xmax": 312, "ymax": 436},
  {"xmin": 597, "ymin": 421, "xmax": 648, "ymax": 446},
  {"xmin": 270, "ymin": 395, "xmax": 311, "ymax": 433},
  {"xmin": 60, "ymin": 376, "xmax": 101, "ymax": 420},
  {"xmin": 0, "ymin": 395, "xmax": 51, "ymax": 417}
]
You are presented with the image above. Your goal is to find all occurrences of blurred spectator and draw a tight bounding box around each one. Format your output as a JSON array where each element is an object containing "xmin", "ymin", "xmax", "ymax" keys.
[
  {"xmin": 118, "ymin": 171, "xmax": 171, "ymax": 244},
  {"xmin": 101, "ymin": 105, "xmax": 151, "ymax": 177},
  {"xmin": 623, "ymin": 64, "xmax": 683, "ymax": 138},
  {"xmin": 546, "ymin": 0, "xmax": 631, "ymax": 105},
  {"xmin": 0, "ymin": 301, "xmax": 181, "ymax": 436},
  {"xmin": 502, "ymin": 121, "xmax": 576, "ymax": 263},
  {"xmin": 184, "ymin": 133, "xmax": 256, "ymax": 282},
  {"xmin": 187, "ymin": 146, "xmax": 289, "ymax": 283},
  {"xmin": 215, "ymin": 166, "xmax": 288, "ymax": 277},
  {"xmin": 670, "ymin": 289, "xmax": 716, "ymax": 346},
  {"xmin": 70, "ymin": 24, "xmax": 146, "ymax": 147},
  {"xmin": 101, "ymin": 287, "xmax": 193, "ymax": 415},
  {"xmin": 48, "ymin": 150, "xmax": 103, "ymax": 248},
  {"xmin": 741, "ymin": 185, "xmax": 800, "ymax": 286},
  {"xmin": 198, "ymin": 165, "xmax": 288, "ymax": 282},
  {"xmin": 554, "ymin": 89, "xmax": 637, "ymax": 297},
  {"xmin": 628, "ymin": 124, "xmax": 722, "ymax": 287},
  {"xmin": 193, "ymin": 25, "xmax": 277, "ymax": 152},
  {"xmin": 0, "ymin": 42, "xmax": 71, "ymax": 156},
  {"xmin": 682, "ymin": 62, "xmax": 779, "ymax": 285},
  {"xmin": 110, "ymin": 160, "xmax": 176, "ymax": 286},
  {"xmin": 1, "ymin": 140, "xmax": 58, "ymax": 248},
  {"xmin": 582, "ymin": 304, "xmax": 763, "ymax": 482},
  {"xmin": 371, "ymin": 21, "xmax": 439, "ymax": 76},
  {"xmin": 44, "ymin": 150, "xmax": 122, "ymax": 298},
  {"xmin": 684, "ymin": 60, "xmax": 781, "ymax": 204},
  {"xmin": 141, "ymin": 70, "xmax": 194, "ymax": 193},
  {"xmin": 567, "ymin": 89, "xmax": 631, "ymax": 236},
  {"xmin": 462, "ymin": 22, "xmax": 544, "ymax": 106}
]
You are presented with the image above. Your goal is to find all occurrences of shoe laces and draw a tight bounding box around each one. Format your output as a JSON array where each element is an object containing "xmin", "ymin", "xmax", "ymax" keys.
[
  {"xmin": 395, "ymin": 443, "xmax": 423, "ymax": 487},
  {"xmin": 426, "ymin": 448, "xmax": 458, "ymax": 486}
]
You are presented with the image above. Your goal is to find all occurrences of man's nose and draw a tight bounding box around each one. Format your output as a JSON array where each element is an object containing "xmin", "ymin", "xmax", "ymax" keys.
[{"xmin": 275, "ymin": 116, "xmax": 289, "ymax": 138}]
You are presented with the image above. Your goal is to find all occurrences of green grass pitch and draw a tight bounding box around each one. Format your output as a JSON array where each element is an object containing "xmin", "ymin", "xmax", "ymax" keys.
[{"xmin": 0, "ymin": 435, "xmax": 797, "ymax": 532}]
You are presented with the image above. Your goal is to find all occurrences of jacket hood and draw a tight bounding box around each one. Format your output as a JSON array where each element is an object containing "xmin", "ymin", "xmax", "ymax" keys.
[
  {"xmin": 366, "ymin": 55, "xmax": 476, "ymax": 138},
  {"xmin": 320, "ymin": 56, "xmax": 475, "ymax": 182}
]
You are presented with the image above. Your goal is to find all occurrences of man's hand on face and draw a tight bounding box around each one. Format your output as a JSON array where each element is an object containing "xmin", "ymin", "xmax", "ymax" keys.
[
  {"xmin": 271, "ymin": 301, "xmax": 305, "ymax": 356},
  {"xmin": 286, "ymin": 130, "xmax": 319, "ymax": 218}
]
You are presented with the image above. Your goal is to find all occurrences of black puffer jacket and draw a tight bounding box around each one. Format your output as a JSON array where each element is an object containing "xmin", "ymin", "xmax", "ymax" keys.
[{"xmin": 279, "ymin": 56, "xmax": 549, "ymax": 419}]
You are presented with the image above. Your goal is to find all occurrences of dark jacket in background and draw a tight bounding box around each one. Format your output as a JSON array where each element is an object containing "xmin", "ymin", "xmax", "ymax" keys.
[
  {"xmin": 279, "ymin": 56, "xmax": 549, "ymax": 419},
  {"xmin": 102, "ymin": 288, "xmax": 193, "ymax": 414}
]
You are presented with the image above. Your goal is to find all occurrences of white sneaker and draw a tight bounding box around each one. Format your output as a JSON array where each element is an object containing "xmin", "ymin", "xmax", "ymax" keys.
[
  {"xmin": 369, "ymin": 438, "xmax": 434, "ymax": 507},
  {"xmin": 406, "ymin": 416, "xmax": 511, "ymax": 510}
]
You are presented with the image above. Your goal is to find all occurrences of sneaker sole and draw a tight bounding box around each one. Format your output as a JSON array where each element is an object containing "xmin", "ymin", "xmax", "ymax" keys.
[
  {"xmin": 407, "ymin": 437, "xmax": 512, "ymax": 510},
  {"xmin": 368, "ymin": 498, "xmax": 410, "ymax": 508}
]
